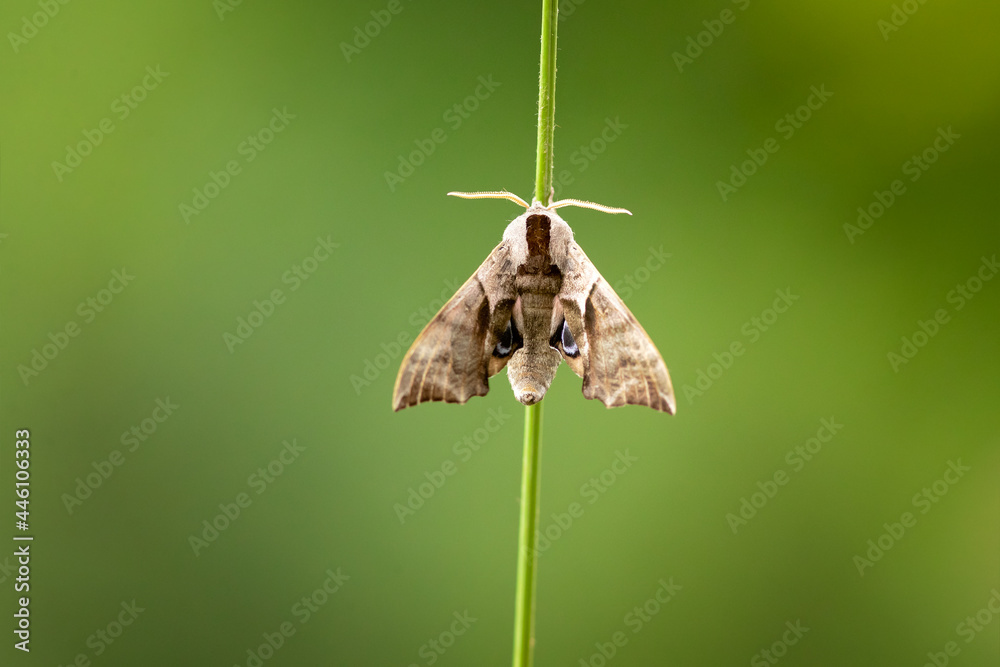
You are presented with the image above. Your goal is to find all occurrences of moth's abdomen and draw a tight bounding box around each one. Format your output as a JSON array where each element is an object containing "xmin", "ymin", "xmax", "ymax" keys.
[
  {"xmin": 508, "ymin": 344, "xmax": 560, "ymax": 405},
  {"xmin": 507, "ymin": 274, "xmax": 562, "ymax": 405}
]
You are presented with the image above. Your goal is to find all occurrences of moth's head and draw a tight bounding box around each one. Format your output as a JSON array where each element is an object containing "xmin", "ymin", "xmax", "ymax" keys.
[{"xmin": 447, "ymin": 190, "xmax": 632, "ymax": 266}]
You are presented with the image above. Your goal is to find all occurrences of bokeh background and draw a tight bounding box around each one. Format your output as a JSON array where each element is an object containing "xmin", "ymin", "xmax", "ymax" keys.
[{"xmin": 2, "ymin": 0, "xmax": 999, "ymax": 665}]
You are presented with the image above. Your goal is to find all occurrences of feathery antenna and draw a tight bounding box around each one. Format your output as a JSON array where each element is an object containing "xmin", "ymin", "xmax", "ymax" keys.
[
  {"xmin": 448, "ymin": 191, "xmax": 630, "ymax": 215},
  {"xmin": 447, "ymin": 191, "xmax": 531, "ymax": 208},
  {"xmin": 549, "ymin": 198, "xmax": 631, "ymax": 215}
]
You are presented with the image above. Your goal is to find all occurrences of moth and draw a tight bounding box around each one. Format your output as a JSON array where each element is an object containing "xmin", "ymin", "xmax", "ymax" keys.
[{"xmin": 392, "ymin": 191, "xmax": 675, "ymax": 414}]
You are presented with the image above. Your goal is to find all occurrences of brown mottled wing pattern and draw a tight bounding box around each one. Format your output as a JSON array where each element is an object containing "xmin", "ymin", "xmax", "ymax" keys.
[
  {"xmin": 392, "ymin": 242, "xmax": 516, "ymax": 411},
  {"xmin": 558, "ymin": 242, "xmax": 676, "ymax": 414}
]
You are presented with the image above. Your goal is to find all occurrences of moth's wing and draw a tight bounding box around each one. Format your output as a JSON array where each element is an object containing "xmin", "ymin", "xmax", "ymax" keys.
[
  {"xmin": 392, "ymin": 242, "xmax": 516, "ymax": 411},
  {"xmin": 557, "ymin": 242, "xmax": 676, "ymax": 414}
]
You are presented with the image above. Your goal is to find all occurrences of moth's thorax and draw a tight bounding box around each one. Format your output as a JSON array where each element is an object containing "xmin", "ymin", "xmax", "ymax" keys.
[{"xmin": 502, "ymin": 206, "xmax": 573, "ymax": 271}]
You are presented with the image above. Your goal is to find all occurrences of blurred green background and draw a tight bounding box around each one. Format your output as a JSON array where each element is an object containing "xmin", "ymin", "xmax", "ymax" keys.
[{"xmin": 2, "ymin": 0, "xmax": 999, "ymax": 665}]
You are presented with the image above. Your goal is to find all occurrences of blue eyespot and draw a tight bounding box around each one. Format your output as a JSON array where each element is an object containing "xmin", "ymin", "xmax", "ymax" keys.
[
  {"xmin": 494, "ymin": 319, "xmax": 521, "ymax": 358},
  {"xmin": 561, "ymin": 320, "xmax": 579, "ymax": 357}
]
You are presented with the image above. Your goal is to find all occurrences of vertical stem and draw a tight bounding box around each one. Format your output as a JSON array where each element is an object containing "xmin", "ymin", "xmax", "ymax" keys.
[
  {"xmin": 512, "ymin": 402, "xmax": 542, "ymax": 667},
  {"xmin": 514, "ymin": 3, "xmax": 558, "ymax": 666},
  {"xmin": 534, "ymin": 0, "xmax": 558, "ymax": 206}
]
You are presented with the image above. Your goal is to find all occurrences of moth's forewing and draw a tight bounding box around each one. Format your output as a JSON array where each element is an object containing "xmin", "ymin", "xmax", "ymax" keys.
[
  {"xmin": 556, "ymin": 240, "xmax": 676, "ymax": 414},
  {"xmin": 582, "ymin": 276, "xmax": 675, "ymax": 413},
  {"xmin": 392, "ymin": 242, "xmax": 516, "ymax": 411}
]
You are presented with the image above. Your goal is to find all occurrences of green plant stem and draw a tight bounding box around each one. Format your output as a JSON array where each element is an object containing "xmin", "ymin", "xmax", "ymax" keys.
[
  {"xmin": 513, "ymin": 2, "xmax": 558, "ymax": 666},
  {"xmin": 534, "ymin": 0, "xmax": 558, "ymax": 206},
  {"xmin": 512, "ymin": 402, "xmax": 542, "ymax": 667}
]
